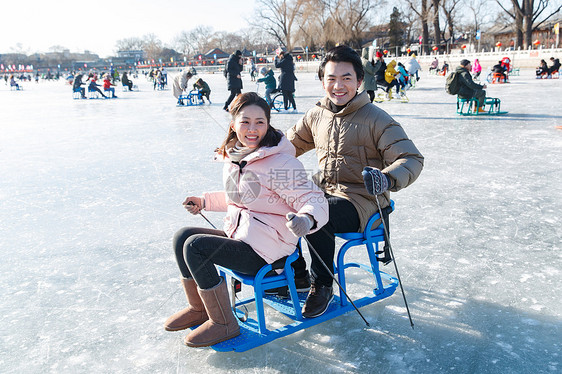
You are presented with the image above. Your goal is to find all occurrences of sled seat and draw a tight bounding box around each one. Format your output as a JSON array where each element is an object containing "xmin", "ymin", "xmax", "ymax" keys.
[
  {"xmin": 217, "ymin": 248, "xmax": 302, "ymax": 335},
  {"xmin": 510, "ymin": 67, "xmax": 520, "ymax": 76},
  {"xmin": 492, "ymin": 72, "xmax": 507, "ymax": 83},
  {"xmin": 334, "ymin": 200, "xmax": 394, "ymax": 307}
]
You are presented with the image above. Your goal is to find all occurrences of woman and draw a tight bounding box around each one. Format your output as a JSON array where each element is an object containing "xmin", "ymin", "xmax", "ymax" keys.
[
  {"xmin": 536, "ymin": 59, "xmax": 548, "ymax": 77},
  {"xmin": 87, "ymin": 73, "xmax": 107, "ymax": 98},
  {"xmin": 102, "ymin": 74, "xmax": 117, "ymax": 98},
  {"xmin": 274, "ymin": 51, "xmax": 297, "ymax": 111},
  {"xmin": 472, "ymin": 58, "xmax": 482, "ymax": 79},
  {"xmin": 165, "ymin": 92, "xmax": 328, "ymax": 347}
]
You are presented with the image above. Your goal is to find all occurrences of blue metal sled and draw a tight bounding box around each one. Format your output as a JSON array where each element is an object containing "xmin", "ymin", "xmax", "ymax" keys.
[
  {"xmin": 207, "ymin": 201, "xmax": 398, "ymax": 352},
  {"xmin": 457, "ymin": 97, "xmax": 508, "ymax": 116},
  {"xmin": 177, "ymin": 89, "xmax": 204, "ymax": 106}
]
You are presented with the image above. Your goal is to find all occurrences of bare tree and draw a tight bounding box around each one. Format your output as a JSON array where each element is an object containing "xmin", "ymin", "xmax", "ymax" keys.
[
  {"xmin": 249, "ymin": 0, "xmax": 307, "ymax": 51},
  {"xmin": 142, "ymin": 34, "xmax": 163, "ymax": 61},
  {"xmin": 114, "ymin": 37, "xmax": 145, "ymax": 52},
  {"xmin": 440, "ymin": 0, "xmax": 462, "ymax": 45},
  {"xmin": 206, "ymin": 32, "xmax": 246, "ymax": 53},
  {"xmin": 431, "ymin": 0, "xmax": 442, "ymax": 47},
  {"xmin": 464, "ymin": 0, "xmax": 489, "ymax": 38},
  {"xmin": 238, "ymin": 27, "xmax": 278, "ymax": 54},
  {"xmin": 173, "ymin": 26, "xmax": 214, "ymax": 57},
  {"xmin": 321, "ymin": 0, "xmax": 375, "ymax": 48},
  {"xmin": 295, "ymin": 0, "xmax": 340, "ymax": 50},
  {"xmin": 399, "ymin": 4, "xmax": 419, "ymax": 47},
  {"xmin": 495, "ymin": 0, "xmax": 562, "ymax": 48},
  {"xmin": 406, "ymin": 0, "xmax": 432, "ymax": 54}
]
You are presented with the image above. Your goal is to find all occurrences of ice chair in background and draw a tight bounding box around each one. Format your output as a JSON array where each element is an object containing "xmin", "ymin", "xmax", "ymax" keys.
[{"xmin": 177, "ymin": 89, "xmax": 204, "ymax": 106}]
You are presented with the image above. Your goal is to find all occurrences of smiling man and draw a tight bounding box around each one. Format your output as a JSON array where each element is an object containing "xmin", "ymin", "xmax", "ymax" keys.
[{"xmin": 286, "ymin": 45, "xmax": 424, "ymax": 318}]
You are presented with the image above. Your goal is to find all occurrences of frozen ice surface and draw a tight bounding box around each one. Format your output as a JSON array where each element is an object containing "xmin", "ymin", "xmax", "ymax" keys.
[{"xmin": 1, "ymin": 70, "xmax": 561, "ymax": 373}]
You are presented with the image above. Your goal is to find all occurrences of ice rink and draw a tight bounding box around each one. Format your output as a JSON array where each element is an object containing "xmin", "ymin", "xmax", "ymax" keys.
[{"xmin": 1, "ymin": 67, "xmax": 561, "ymax": 373}]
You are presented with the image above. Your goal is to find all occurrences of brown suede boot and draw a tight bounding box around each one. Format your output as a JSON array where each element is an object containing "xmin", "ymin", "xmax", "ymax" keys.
[
  {"xmin": 184, "ymin": 278, "xmax": 240, "ymax": 347},
  {"xmin": 164, "ymin": 277, "xmax": 208, "ymax": 331}
]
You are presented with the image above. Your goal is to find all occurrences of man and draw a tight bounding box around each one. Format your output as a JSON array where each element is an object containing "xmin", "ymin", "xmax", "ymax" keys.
[
  {"xmin": 173, "ymin": 70, "xmax": 193, "ymax": 102},
  {"xmin": 492, "ymin": 60, "xmax": 508, "ymax": 82},
  {"xmin": 223, "ymin": 50, "xmax": 243, "ymax": 111},
  {"xmin": 73, "ymin": 72, "xmax": 86, "ymax": 99},
  {"xmin": 548, "ymin": 57, "xmax": 560, "ymax": 75},
  {"xmin": 456, "ymin": 59, "xmax": 487, "ymax": 113},
  {"xmin": 286, "ymin": 45, "xmax": 424, "ymax": 318}
]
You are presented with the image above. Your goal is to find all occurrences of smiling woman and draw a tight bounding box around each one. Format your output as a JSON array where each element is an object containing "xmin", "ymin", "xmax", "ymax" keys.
[
  {"xmin": 166, "ymin": 91, "xmax": 328, "ymax": 348},
  {"xmin": 0, "ymin": 0, "xmax": 256, "ymax": 56}
]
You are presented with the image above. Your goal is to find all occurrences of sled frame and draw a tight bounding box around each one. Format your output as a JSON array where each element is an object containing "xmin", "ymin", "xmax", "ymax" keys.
[{"xmin": 210, "ymin": 202, "xmax": 399, "ymax": 352}]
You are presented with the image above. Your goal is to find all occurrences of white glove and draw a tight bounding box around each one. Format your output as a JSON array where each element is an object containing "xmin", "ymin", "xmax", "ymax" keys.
[
  {"xmin": 182, "ymin": 196, "xmax": 204, "ymax": 215},
  {"xmin": 285, "ymin": 212, "xmax": 314, "ymax": 237}
]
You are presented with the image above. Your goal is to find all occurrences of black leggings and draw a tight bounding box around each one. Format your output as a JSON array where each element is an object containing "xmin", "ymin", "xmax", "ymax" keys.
[
  {"xmin": 90, "ymin": 86, "xmax": 106, "ymax": 97},
  {"xmin": 282, "ymin": 90, "xmax": 296, "ymax": 110},
  {"xmin": 173, "ymin": 226, "xmax": 267, "ymax": 289},
  {"xmin": 293, "ymin": 196, "xmax": 360, "ymax": 287}
]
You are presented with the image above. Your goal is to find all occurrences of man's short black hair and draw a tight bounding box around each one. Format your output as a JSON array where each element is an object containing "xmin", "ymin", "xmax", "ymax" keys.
[
  {"xmin": 318, "ymin": 45, "xmax": 364, "ymax": 82},
  {"xmin": 460, "ymin": 59, "xmax": 470, "ymax": 67}
]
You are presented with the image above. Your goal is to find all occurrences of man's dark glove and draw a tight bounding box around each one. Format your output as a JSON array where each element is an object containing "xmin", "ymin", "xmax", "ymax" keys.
[{"xmin": 362, "ymin": 167, "xmax": 390, "ymax": 195}]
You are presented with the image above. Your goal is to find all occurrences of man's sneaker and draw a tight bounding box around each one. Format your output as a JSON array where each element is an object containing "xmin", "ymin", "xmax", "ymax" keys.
[
  {"xmin": 264, "ymin": 272, "xmax": 311, "ymax": 297},
  {"xmin": 302, "ymin": 283, "xmax": 333, "ymax": 318}
]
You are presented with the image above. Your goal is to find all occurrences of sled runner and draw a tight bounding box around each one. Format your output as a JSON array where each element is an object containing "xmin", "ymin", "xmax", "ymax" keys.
[
  {"xmin": 177, "ymin": 90, "xmax": 204, "ymax": 106},
  {"xmin": 373, "ymin": 90, "xmax": 409, "ymax": 103},
  {"xmin": 206, "ymin": 201, "xmax": 398, "ymax": 352},
  {"xmin": 457, "ymin": 97, "xmax": 507, "ymax": 116}
]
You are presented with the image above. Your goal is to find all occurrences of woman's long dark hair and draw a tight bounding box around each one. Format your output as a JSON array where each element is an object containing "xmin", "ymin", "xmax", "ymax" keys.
[{"xmin": 217, "ymin": 92, "xmax": 283, "ymax": 157}]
